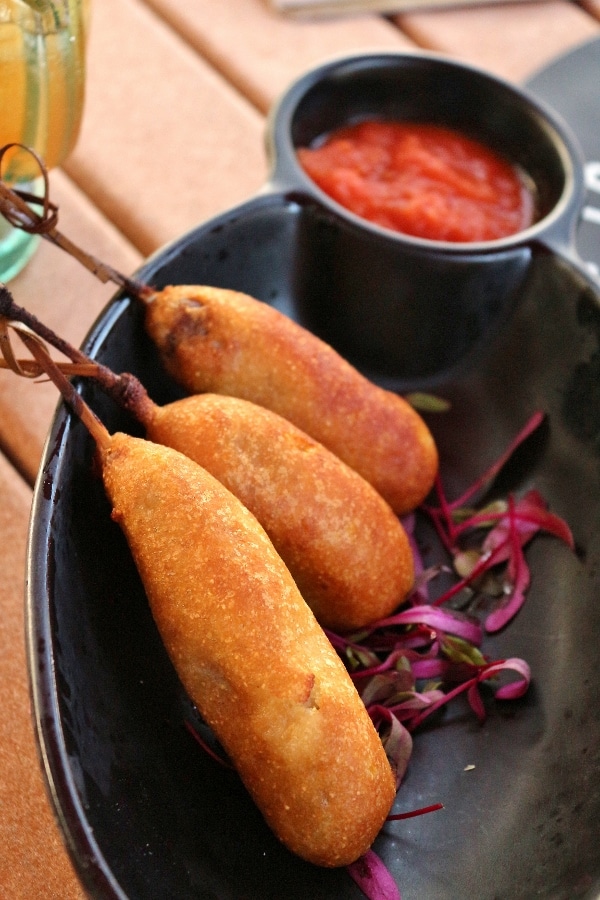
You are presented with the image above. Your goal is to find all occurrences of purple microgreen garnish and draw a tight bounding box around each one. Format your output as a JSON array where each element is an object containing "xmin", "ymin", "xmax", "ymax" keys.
[
  {"xmin": 422, "ymin": 414, "xmax": 574, "ymax": 632},
  {"xmin": 368, "ymin": 604, "xmax": 483, "ymax": 645},
  {"xmin": 376, "ymin": 709, "xmax": 413, "ymax": 788},
  {"xmin": 484, "ymin": 496, "xmax": 531, "ymax": 632},
  {"xmin": 347, "ymin": 802, "xmax": 444, "ymax": 900},
  {"xmin": 406, "ymin": 657, "xmax": 531, "ymax": 730},
  {"xmin": 401, "ymin": 513, "xmax": 430, "ymax": 604},
  {"xmin": 387, "ymin": 802, "xmax": 444, "ymax": 821},
  {"xmin": 326, "ymin": 413, "xmax": 566, "ymax": 748},
  {"xmin": 442, "ymin": 409, "xmax": 545, "ymax": 513},
  {"xmin": 492, "ymin": 656, "xmax": 531, "ymax": 699},
  {"xmin": 347, "ymin": 850, "xmax": 402, "ymax": 900}
]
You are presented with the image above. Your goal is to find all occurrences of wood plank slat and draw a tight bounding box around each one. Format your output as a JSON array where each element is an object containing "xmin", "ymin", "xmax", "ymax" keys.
[
  {"xmin": 0, "ymin": 452, "xmax": 84, "ymax": 899},
  {"xmin": 63, "ymin": 0, "xmax": 268, "ymax": 256},
  {"xmin": 141, "ymin": 0, "xmax": 417, "ymax": 113},
  {"xmin": 394, "ymin": 0, "xmax": 600, "ymax": 82}
]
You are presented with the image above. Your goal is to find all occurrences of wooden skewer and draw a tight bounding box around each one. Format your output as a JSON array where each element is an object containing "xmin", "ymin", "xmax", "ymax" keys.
[
  {"xmin": 0, "ymin": 285, "xmax": 153, "ymax": 419},
  {"xmin": 15, "ymin": 325, "xmax": 112, "ymax": 450},
  {"xmin": 0, "ymin": 143, "xmax": 153, "ymax": 301},
  {"xmin": 0, "ymin": 356, "xmax": 99, "ymax": 378},
  {"xmin": 0, "ymin": 301, "xmax": 111, "ymax": 450}
]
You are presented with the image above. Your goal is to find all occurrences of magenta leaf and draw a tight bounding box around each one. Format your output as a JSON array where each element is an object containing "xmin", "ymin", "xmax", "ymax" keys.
[
  {"xmin": 372, "ymin": 604, "xmax": 483, "ymax": 646},
  {"xmin": 387, "ymin": 802, "xmax": 444, "ymax": 821},
  {"xmin": 378, "ymin": 711, "xmax": 413, "ymax": 787},
  {"xmin": 401, "ymin": 512, "xmax": 430, "ymax": 604},
  {"xmin": 359, "ymin": 671, "xmax": 416, "ymax": 708},
  {"xmin": 467, "ymin": 681, "xmax": 487, "ymax": 723},
  {"xmin": 485, "ymin": 501, "xmax": 531, "ymax": 632},
  {"xmin": 347, "ymin": 850, "xmax": 401, "ymax": 900},
  {"xmin": 508, "ymin": 489, "xmax": 574, "ymax": 548},
  {"xmin": 351, "ymin": 649, "xmax": 414, "ymax": 681},
  {"xmin": 406, "ymin": 677, "xmax": 479, "ymax": 730},
  {"xmin": 481, "ymin": 489, "xmax": 573, "ymax": 556},
  {"xmin": 376, "ymin": 688, "xmax": 446, "ymax": 724},
  {"xmin": 445, "ymin": 410, "xmax": 546, "ymax": 511},
  {"xmin": 484, "ymin": 657, "xmax": 531, "ymax": 699},
  {"xmin": 409, "ymin": 657, "xmax": 452, "ymax": 680}
]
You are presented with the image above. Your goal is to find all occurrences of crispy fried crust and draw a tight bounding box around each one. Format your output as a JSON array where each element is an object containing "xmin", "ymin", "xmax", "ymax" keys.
[
  {"xmin": 145, "ymin": 393, "xmax": 414, "ymax": 632},
  {"xmin": 101, "ymin": 433, "xmax": 396, "ymax": 867},
  {"xmin": 144, "ymin": 284, "xmax": 438, "ymax": 515}
]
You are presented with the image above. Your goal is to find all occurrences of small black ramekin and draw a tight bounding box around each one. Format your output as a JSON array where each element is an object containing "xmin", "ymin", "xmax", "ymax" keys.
[{"xmin": 265, "ymin": 51, "xmax": 587, "ymax": 379}]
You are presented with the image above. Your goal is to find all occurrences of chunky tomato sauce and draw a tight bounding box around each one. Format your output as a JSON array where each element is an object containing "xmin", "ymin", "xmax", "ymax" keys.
[{"xmin": 297, "ymin": 120, "xmax": 535, "ymax": 242}]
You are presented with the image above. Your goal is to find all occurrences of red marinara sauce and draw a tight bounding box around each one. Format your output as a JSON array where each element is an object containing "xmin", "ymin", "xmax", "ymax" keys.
[{"xmin": 297, "ymin": 120, "xmax": 536, "ymax": 243}]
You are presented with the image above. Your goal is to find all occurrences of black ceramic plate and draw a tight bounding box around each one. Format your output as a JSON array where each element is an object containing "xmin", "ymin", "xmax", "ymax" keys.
[
  {"xmin": 27, "ymin": 47, "xmax": 600, "ymax": 900},
  {"xmin": 27, "ymin": 193, "xmax": 600, "ymax": 900}
]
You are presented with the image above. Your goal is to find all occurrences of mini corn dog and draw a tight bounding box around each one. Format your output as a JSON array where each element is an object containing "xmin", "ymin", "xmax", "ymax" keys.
[
  {"xmin": 101, "ymin": 434, "xmax": 397, "ymax": 867},
  {"xmin": 144, "ymin": 284, "xmax": 438, "ymax": 515},
  {"xmin": 141, "ymin": 392, "xmax": 414, "ymax": 632}
]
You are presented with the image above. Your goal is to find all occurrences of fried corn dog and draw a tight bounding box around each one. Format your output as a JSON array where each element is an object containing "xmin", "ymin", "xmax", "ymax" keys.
[
  {"xmin": 101, "ymin": 433, "xmax": 396, "ymax": 867},
  {"xmin": 137, "ymin": 392, "xmax": 414, "ymax": 632},
  {"xmin": 144, "ymin": 284, "xmax": 438, "ymax": 515}
]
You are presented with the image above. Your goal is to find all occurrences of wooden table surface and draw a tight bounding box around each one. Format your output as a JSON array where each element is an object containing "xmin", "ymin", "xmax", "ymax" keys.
[{"xmin": 1, "ymin": 1, "xmax": 599, "ymax": 896}]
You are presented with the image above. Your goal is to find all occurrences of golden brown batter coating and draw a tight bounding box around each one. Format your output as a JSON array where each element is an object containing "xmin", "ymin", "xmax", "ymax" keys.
[
  {"xmin": 144, "ymin": 393, "xmax": 414, "ymax": 632},
  {"xmin": 100, "ymin": 433, "xmax": 396, "ymax": 867},
  {"xmin": 144, "ymin": 284, "xmax": 438, "ymax": 515}
]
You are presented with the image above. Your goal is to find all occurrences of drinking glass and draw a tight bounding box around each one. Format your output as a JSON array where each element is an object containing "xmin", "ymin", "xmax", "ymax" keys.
[{"xmin": 0, "ymin": 0, "xmax": 88, "ymax": 281}]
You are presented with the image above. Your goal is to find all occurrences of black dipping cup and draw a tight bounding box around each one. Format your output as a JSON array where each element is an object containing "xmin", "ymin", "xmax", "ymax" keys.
[{"xmin": 265, "ymin": 51, "xmax": 587, "ymax": 382}]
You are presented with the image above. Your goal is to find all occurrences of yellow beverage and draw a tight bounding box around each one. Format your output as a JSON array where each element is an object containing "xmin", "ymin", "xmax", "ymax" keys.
[
  {"xmin": 0, "ymin": 0, "xmax": 88, "ymax": 277},
  {"xmin": 0, "ymin": 0, "xmax": 87, "ymax": 180}
]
